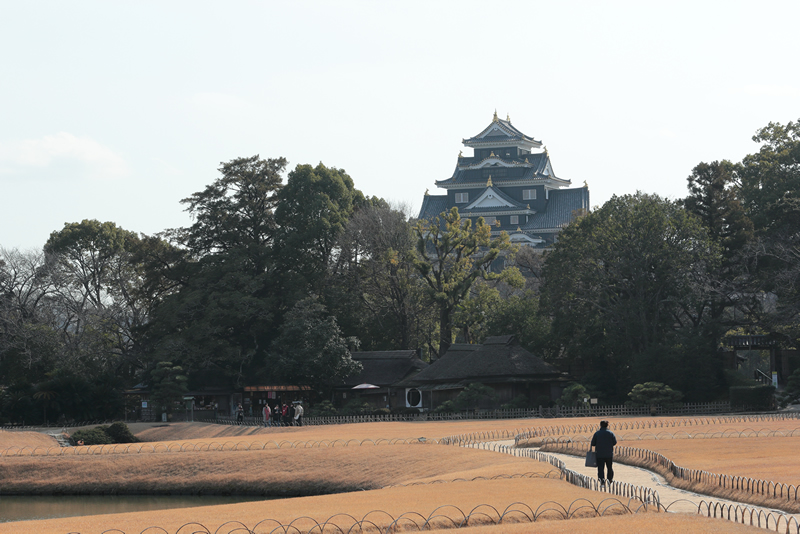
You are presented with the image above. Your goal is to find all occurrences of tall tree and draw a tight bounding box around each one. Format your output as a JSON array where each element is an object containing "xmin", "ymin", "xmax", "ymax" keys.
[
  {"xmin": 0, "ymin": 248, "xmax": 59, "ymax": 384},
  {"xmin": 144, "ymin": 156, "xmax": 287, "ymax": 386},
  {"xmin": 739, "ymin": 119, "xmax": 800, "ymax": 236},
  {"xmin": 269, "ymin": 296, "xmax": 361, "ymax": 393},
  {"xmin": 737, "ymin": 120, "xmax": 800, "ymax": 346},
  {"xmin": 683, "ymin": 161, "xmax": 755, "ymax": 329},
  {"xmin": 274, "ymin": 163, "xmax": 364, "ymax": 294},
  {"xmin": 333, "ymin": 201, "xmax": 431, "ymax": 350},
  {"xmin": 44, "ymin": 220, "xmax": 147, "ymax": 378},
  {"xmin": 684, "ymin": 160, "xmax": 753, "ymax": 262},
  {"xmin": 413, "ymin": 207, "xmax": 517, "ymax": 356},
  {"xmin": 483, "ymin": 291, "xmax": 553, "ymax": 357},
  {"xmin": 541, "ymin": 192, "xmax": 722, "ymax": 401},
  {"xmin": 175, "ymin": 155, "xmax": 286, "ymax": 268}
]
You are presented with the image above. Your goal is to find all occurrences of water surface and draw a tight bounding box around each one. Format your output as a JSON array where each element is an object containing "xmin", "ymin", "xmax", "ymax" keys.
[{"xmin": 0, "ymin": 494, "xmax": 266, "ymax": 523}]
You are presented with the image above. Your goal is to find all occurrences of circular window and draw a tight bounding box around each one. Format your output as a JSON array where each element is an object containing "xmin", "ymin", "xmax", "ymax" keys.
[{"xmin": 406, "ymin": 388, "xmax": 421, "ymax": 407}]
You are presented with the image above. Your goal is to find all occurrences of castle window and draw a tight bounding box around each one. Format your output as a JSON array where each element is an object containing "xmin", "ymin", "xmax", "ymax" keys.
[
  {"xmin": 523, "ymin": 189, "xmax": 537, "ymax": 200},
  {"xmin": 510, "ymin": 215, "xmax": 519, "ymax": 225},
  {"xmin": 455, "ymin": 192, "xmax": 469, "ymax": 203},
  {"xmin": 482, "ymin": 216, "xmax": 496, "ymax": 225}
]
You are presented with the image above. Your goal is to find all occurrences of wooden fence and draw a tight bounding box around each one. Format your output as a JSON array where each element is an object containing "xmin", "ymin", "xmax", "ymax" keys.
[{"xmin": 196, "ymin": 401, "xmax": 756, "ymax": 427}]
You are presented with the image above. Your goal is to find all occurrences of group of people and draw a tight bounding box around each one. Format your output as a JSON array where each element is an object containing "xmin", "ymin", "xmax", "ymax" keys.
[{"xmin": 261, "ymin": 402, "xmax": 303, "ymax": 427}]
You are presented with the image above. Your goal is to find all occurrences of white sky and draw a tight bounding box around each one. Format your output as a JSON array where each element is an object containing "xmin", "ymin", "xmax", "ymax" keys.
[{"xmin": 2, "ymin": 1, "xmax": 799, "ymax": 250}]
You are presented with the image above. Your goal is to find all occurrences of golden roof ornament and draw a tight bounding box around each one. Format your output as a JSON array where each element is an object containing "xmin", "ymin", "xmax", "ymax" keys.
[
  {"xmin": 425, "ymin": 188, "xmax": 429, "ymax": 196},
  {"xmin": 527, "ymin": 204, "xmax": 530, "ymax": 209},
  {"xmin": 493, "ymin": 109, "xmax": 499, "ymax": 122},
  {"xmin": 506, "ymin": 113, "xmax": 511, "ymax": 122},
  {"xmin": 458, "ymin": 150, "xmax": 463, "ymax": 158},
  {"xmin": 583, "ymin": 180, "xmax": 589, "ymax": 188},
  {"xmin": 487, "ymin": 176, "xmax": 493, "ymax": 187},
  {"xmin": 516, "ymin": 227, "xmax": 522, "ymax": 232},
  {"xmin": 525, "ymin": 157, "xmax": 529, "ymax": 163},
  {"xmin": 490, "ymin": 151, "xmax": 495, "ymax": 157}
]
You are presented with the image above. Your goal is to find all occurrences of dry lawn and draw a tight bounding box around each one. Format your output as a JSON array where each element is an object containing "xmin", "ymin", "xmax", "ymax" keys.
[
  {"xmin": 129, "ymin": 415, "xmax": 800, "ymax": 448},
  {"xmin": 0, "ymin": 430, "xmax": 59, "ymax": 451},
  {"xmin": 0, "ymin": 443, "xmax": 555, "ymax": 496},
  {"xmin": 625, "ymin": 435, "xmax": 800, "ymax": 485},
  {"xmin": 0, "ymin": 478, "xmax": 664, "ymax": 534},
  {"xmin": 425, "ymin": 513, "xmax": 766, "ymax": 533},
  {"xmin": 1, "ymin": 416, "xmax": 792, "ymax": 533}
]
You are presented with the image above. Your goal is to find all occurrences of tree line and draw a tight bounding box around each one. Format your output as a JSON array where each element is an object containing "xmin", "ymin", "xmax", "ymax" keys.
[{"xmin": 1, "ymin": 119, "xmax": 798, "ymax": 423}]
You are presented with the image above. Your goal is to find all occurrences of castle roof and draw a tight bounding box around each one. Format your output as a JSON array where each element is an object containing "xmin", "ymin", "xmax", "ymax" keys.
[
  {"xmin": 417, "ymin": 194, "xmax": 449, "ymax": 221},
  {"xmin": 522, "ymin": 188, "xmax": 589, "ymax": 232},
  {"xmin": 463, "ymin": 114, "xmax": 542, "ymax": 150}
]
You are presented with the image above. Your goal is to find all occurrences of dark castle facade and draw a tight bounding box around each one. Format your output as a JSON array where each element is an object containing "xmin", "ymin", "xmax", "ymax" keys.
[{"xmin": 418, "ymin": 112, "xmax": 589, "ymax": 247}]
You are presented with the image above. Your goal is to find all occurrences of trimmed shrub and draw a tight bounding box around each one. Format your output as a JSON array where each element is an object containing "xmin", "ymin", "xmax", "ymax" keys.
[
  {"xmin": 501, "ymin": 395, "xmax": 530, "ymax": 410},
  {"xmin": 69, "ymin": 422, "xmax": 138, "ymax": 446},
  {"xmin": 104, "ymin": 422, "xmax": 139, "ymax": 443},
  {"xmin": 70, "ymin": 427, "xmax": 114, "ymax": 446},
  {"xmin": 307, "ymin": 400, "xmax": 337, "ymax": 417},
  {"xmin": 730, "ymin": 385, "xmax": 775, "ymax": 410}
]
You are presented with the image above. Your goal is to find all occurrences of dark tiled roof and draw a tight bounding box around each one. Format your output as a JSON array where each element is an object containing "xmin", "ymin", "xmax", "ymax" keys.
[
  {"xmin": 464, "ymin": 119, "xmax": 538, "ymax": 145},
  {"xmin": 418, "ymin": 194, "xmax": 449, "ymax": 221},
  {"xmin": 340, "ymin": 350, "xmax": 428, "ymax": 388},
  {"xmin": 402, "ymin": 336, "xmax": 560, "ymax": 387},
  {"xmin": 463, "ymin": 187, "xmax": 528, "ymax": 211},
  {"xmin": 438, "ymin": 153, "xmax": 550, "ymax": 186},
  {"xmin": 523, "ymin": 188, "xmax": 589, "ymax": 231}
]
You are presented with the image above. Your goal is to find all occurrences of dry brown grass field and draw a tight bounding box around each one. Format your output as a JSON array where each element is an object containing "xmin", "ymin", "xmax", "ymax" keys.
[
  {"xmin": 0, "ymin": 478, "xmax": 694, "ymax": 534},
  {"xmin": 126, "ymin": 415, "xmax": 800, "ymax": 451},
  {"xmin": 0, "ymin": 416, "xmax": 791, "ymax": 533},
  {"xmin": 0, "ymin": 430, "xmax": 59, "ymax": 450},
  {"xmin": 0, "ymin": 444, "xmax": 553, "ymax": 495},
  {"xmin": 424, "ymin": 514, "xmax": 766, "ymax": 533},
  {"xmin": 626, "ymin": 435, "xmax": 800, "ymax": 485}
]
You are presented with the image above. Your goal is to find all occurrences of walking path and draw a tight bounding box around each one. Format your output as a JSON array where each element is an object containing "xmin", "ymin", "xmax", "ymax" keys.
[{"xmin": 486, "ymin": 439, "xmax": 800, "ymax": 523}]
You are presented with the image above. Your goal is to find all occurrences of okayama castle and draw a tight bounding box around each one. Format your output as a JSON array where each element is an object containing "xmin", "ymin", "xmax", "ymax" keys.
[{"xmin": 418, "ymin": 112, "xmax": 589, "ymax": 247}]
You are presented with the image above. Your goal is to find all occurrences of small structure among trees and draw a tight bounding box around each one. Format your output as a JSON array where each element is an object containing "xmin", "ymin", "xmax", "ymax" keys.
[{"xmin": 398, "ymin": 335, "xmax": 568, "ymax": 410}]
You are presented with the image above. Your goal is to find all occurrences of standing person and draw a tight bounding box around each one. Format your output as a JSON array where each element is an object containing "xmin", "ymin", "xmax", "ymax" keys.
[
  {"xmin": 263, "ymin": 403, "xmax": 271, "ymax": 427},
  {"xmin": 293, "ymin": 402, "xmax": 304, "ymax": 427},
  {"xmin": 281, "ymin": 403, "xmax": 289, "ymax": 426},
  {"xmin": 288, "ymin": 403, "xmax": 296, "ymax": 426},
  {"xmin": 590, "ymin": 420, "xmax": 617, "ymax": 486},
  {"xmin": 272, "ymin": 405, "xmax": 281, "ymax": 427},
  {"xmin": 236, "ymin": 403, "xmax": 244, "ymax": 424}
]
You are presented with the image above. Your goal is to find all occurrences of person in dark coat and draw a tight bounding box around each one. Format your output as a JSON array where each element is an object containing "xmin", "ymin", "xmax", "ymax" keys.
[
  {"xmin": 272, "ymin": 404, "xmax": 281, "ymax": 427},
  {"xmin": 288, "ymin": 403, "xmax": 296, "ymax": 426},
  {"xmin": 590, "ymin": 420, "xmax": 617, "ymax": 486}
]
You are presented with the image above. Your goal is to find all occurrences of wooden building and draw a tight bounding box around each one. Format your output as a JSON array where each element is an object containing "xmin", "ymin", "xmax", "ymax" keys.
[
  {"xmin": 396, "ymin": 336, "xmax": 569, "ymax": 410},
  {"xmin": 334, "ymin": 350, "xmax": 429, "ymax": 410}
]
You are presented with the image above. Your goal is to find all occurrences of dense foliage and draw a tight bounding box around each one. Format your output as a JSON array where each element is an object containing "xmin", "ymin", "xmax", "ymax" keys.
[{"xmin": 1, "ymin": 118, "xmax": 798, "ymax": 421}]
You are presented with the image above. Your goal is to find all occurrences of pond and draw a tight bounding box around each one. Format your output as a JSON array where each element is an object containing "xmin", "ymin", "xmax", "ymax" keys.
[{"xmin": 0, "ymin": 495, "xmax": 267, "ymax": 523}]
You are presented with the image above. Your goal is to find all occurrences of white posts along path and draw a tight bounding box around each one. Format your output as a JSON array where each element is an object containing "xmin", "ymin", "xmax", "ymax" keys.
[{"xmin": 466, "ymin": 439, "xmax": 800, "ymax": 529}]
